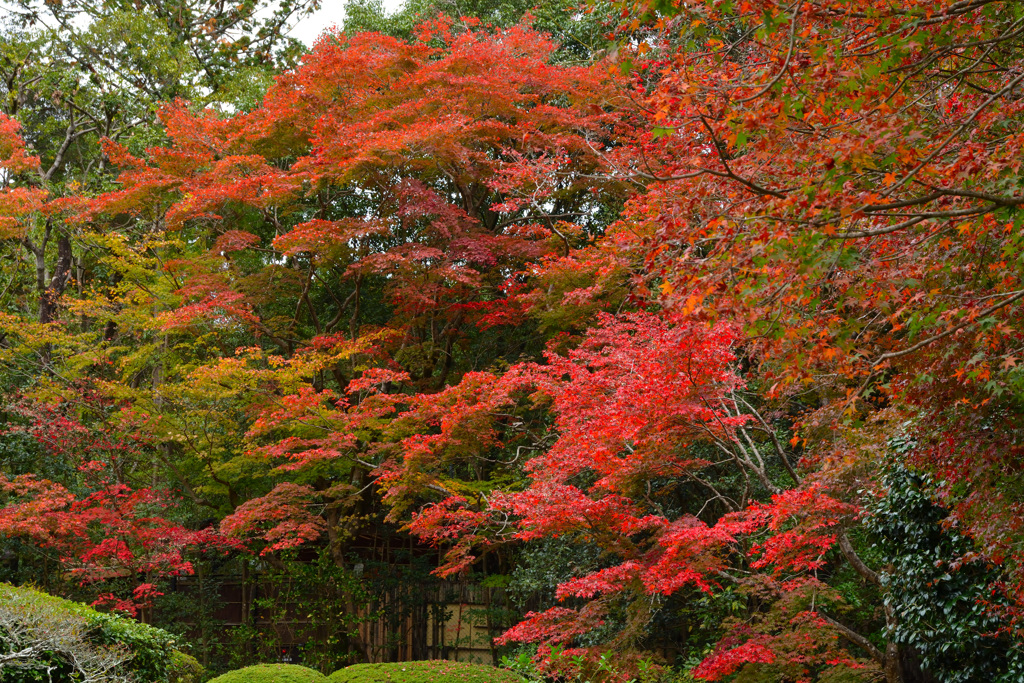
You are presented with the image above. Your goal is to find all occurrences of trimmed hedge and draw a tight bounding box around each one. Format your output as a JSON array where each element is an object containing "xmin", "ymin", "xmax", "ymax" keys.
[
  {"xmin": 207, "ymin": 663, "xmax": 328, "ymax": 683},
  {"xmin": 0, "ymin": 583, "xmax": 182, "ymax": 682},
  {"xmin": 328, "ymin": 661, "xmax": 527, "ymax": 683}
]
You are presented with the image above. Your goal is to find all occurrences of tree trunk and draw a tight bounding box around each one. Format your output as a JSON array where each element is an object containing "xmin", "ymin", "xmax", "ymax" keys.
[
  {"xmin": 39, "ymin": 231, "xmax": 72, "ymax": 325},
  {"xmin": 325, "ymin": 502, "xmax": 372, "ymax": 662},
  {"xmin": 884, "ymin": 642, "xmax": 902, "ymax": 683}
]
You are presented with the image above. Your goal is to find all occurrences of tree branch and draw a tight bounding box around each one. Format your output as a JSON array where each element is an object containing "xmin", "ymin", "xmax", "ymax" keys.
[{"xmin": 818, "ymin": 612, "xmax": 886, "ymax": 664}]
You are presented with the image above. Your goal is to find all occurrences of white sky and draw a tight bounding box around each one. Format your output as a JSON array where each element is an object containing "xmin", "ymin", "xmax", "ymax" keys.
[
  {"xmin": 0, "ymin": 0, "xmax": 405, "ymax": 49},
  {"xmin": 289, "ymin": 0, "xmax": 406, "ymax": 45}
]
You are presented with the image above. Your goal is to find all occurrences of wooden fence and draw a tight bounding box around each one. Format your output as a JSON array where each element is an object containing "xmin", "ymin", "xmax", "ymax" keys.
[{"xmin": 167, "ymin": 574, "xmax": 507, "ymax": 665}]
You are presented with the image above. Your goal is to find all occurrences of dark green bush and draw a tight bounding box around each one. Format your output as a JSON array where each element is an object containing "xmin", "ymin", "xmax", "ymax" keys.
[
  {"xmin": 0, "ymin": 583, "xmax": 180, "ymax": 682},
  {"xmin": 867, "ymin": 462, "xmax": 1024, "ymax": 682},
  {"xmin": 207, "ymin": 663, "xmax": 328, "ymax": 683},
  {"xmin": 328, "ymin": 661, "xmax": 526, "ymax": 683}
]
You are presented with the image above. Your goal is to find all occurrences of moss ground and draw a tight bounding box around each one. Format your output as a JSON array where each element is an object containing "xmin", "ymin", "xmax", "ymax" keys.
[
  {"xmin": 328, "ymin": 661, "xmax": 526, "ymax": 683},
  {"xmin": 207, "ymin": 663, "xmax": 327, "ymax": 683}
]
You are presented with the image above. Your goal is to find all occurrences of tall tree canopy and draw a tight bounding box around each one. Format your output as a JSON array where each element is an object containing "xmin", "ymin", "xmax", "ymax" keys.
[{"xmin": 2, "ymin": 1, "xmax": 1024, "ymax": 682}]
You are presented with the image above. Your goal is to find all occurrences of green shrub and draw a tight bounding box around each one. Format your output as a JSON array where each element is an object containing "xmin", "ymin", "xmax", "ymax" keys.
[
  {"xmin": 169, "ymin": 650, "xmax": 206, "ymax": 683},
  {"xmin": 208, "ymin": 663, "xmax": 328, "ymax": 683},
  {"xmin": 328, "ymin": 661, "xmax": 527, "ymax": 683},
  {"xmin": 0, "ymin": 583, "xmax": 179, "ymax": 682}
]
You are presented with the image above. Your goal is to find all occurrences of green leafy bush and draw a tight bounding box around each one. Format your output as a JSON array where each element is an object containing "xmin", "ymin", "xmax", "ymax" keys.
[
  {"xmin": 328, "ymin": 661, "xmax": 526, "ymax": 683},
  {"xmin": 0, "ymin": 583, "xmax": 180, "ymax": 682},
  {"xmin": 208, "ymin": 663, "xmax": 328, "ymax": 683},
  {"xmin": 867, "ymin": 462, "xmax": 1024, "ymax": 682},
  {"xmin": 169, "ymin": 650, "xmax": 206, "ymax": 683}
]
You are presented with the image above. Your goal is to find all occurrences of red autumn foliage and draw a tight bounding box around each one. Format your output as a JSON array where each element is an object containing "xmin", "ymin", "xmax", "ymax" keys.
[
  {"xmin": 0, "ymin": 399, "xmax": 230, "ymax": 613},
  {"xmin": 3, "ymin": 2, "xmax": 1022, "ymax": 678},
  {"xmin": 0, "ymin": 473, "xmax": 225, "ymax": 611}
]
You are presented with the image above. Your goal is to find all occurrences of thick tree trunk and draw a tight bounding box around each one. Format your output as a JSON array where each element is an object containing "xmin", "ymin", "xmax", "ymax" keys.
[
  {"xmin": 24, "ymin": 223, "xmax": 73, "ymax": 367},
  {"xmin": 884, "ymin": 642, "xmax": 902, "ymax": 683},
  {"xmin": 38, "ymin": 231, "xmax": 72, "ymax": 325}
]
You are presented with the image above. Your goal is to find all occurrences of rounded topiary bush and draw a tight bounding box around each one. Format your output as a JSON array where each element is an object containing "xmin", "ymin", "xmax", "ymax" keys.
[
  {"xmin": 168, "ymin": 651, "xmax": 205, "ymax": 683},
  {"xmin": 328, "ymin": 661, "xmax": 526, "ymax": 683},
  {"xmin": 208, "ymin": 663, "xmax": 327, "ymax": 683}
]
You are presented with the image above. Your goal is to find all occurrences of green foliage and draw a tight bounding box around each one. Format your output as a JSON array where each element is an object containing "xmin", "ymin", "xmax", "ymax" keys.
[
  {"xmin": 507, "ymin": 537, "xmax": 601, "ymax": 610},
  {"xmin": 208, "ymin": 663, "xmax": 328, "ymax": 683},
  {"xmin": 168, "ymin": 650, "xmax": 205, "ymax": 683},
  {"xmin": 0, "ymin": 583, "xmax": 179, "ymax": 682},
  {"xmin": 226, "ymin": 550, "xmax": 371, "ymax": 674},
  {"xmin": 328, "ymin": 661, "xmax": 526, "ymax": 683},
  {"xmin": 867, "ymin": 463, "xmax": 1024, "ymax": 682}
]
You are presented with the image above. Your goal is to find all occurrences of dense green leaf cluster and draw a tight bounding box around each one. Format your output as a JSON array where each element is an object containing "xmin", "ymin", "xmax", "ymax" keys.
[{"xmin": 868, "ymin": 462, "xmax": 1024, "ymax": 682}]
